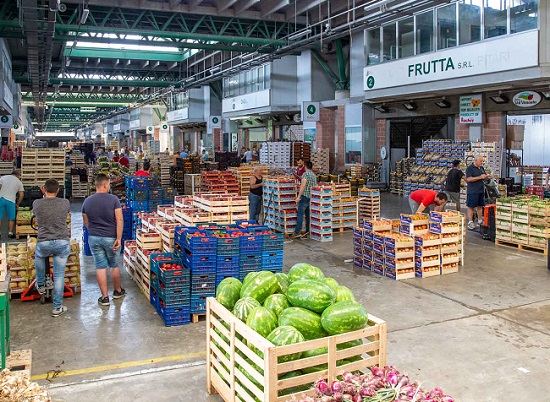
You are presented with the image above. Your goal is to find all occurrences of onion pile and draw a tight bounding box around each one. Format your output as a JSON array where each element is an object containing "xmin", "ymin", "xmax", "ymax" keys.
[
  {"xmin": 291, "ymin": 366, "xmax": 453, "ymax": 402},
  {"xmin": 0, "ymin": 369, "xmax": 51, "ymax": 401}
]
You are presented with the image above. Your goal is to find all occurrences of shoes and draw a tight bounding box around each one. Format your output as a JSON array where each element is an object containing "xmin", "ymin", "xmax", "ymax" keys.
[
  {"xmin": 8, "ymin": 232, "xmax": 15, "ymax": 239},
  {"xmin": 300, "ymin": 232, "xmax": 310, "ymax": 239},
  {"xmin": 477, "ymin": 220, "xmax": 483, "ymax": 226},
  {"xmin": 52, "ymin": 306, "xmax": 68, "ymax": 317},
  {"xmin": 98, "ymin": 296, "xmax": 110, "ymax": 306},
  {"xmin": 290, "ymin": 233, "xmax": 301, "ymax": 239},
  {"xmin": 467, "ymin": 221, "xmax": 476, "ymax": 230},
  {"xmin": 36, "ymin": 284, "xmax": 46, "ymax": 295},
  {"xmin": 113, "ymin": 288, "xmax": 126, "ymax": 299}
]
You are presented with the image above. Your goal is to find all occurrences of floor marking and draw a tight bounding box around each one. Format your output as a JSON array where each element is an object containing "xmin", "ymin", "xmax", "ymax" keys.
[
  {"xmin": 31, "ymin": 351, "xmax": 206, "ymax": 381},
  {"xmin": 517, "ymin": 367, "xmax": 530, "ymax": 374}
]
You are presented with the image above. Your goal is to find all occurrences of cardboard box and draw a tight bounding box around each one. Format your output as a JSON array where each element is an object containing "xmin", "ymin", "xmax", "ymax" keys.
[{"xmin": 506, "ymin": 125, "xmax": 525, "ymax": 142}]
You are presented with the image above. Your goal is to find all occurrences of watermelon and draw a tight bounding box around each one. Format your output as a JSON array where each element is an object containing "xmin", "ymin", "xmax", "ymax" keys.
[
  {"xmin": 266, "ymin": 326, "xmax": 305, "ymax": 363},
  {"xmin": 216, "ymin": 277, "xmax": 242, "ymax": 310},
  {"xmin": 241, "ymin": 271, "xmax": 278, "ymax": 304},
  {"xmin": 286, "ymin": 279, "xmax": 335, "ymax": 313},
  {"xmin": 246, "ymin": 307, "xmax": 277, "ymax": 338},
  {"xmin": 335, "ymin": 285, "xmax": 356, "ymax": 302},
  {"xmin": 288, "ymin": 263, "xmax": 325, "ymax": 283},
  {"xmin": 233, "ymin": 297, "xmax": 261, "ymax": 322},
  {"xmin": 237, "ymin": 363, "xmax": 263, "ymax": 391},
  {"xmin": 274, "ymin": 272, "xmax": 290, "ymax": 294},
  {"xmin": 278, "ymin": 371, "xmax": 311, "ymax": 396},
  {"xmin": 321, "ymin": 301, "xmax": 369, "ymax": 335},
  {"xmin": 323, "ymin": 277, "xmax": 340, "ymax": 291},
  {"xmin": 242, "ymin": 272, "xmax": 260, "ymax": 293},
  {"xmin": 301, "ymin": 347, "xmax": 328, "ymax": 373},
  {"xmin": 278, "ymin": 307, "xmax": 327, "ymax": 340},
  {"xmin": 263, "ymin": 294, "xmax": 290, "ymax": 317},
  {"xmin": 337, "ymin": 339, "xmax": 363, "ymax": 364}
]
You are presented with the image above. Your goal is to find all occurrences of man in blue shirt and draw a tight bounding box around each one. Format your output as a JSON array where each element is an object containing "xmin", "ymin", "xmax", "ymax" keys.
[
  {"xmin": 179, "ymin": 148, "xmax": 189, "ymax": 159},
  {"xmin": 466, "ymin": 155, "xmax": 489, "ymax": 230}
]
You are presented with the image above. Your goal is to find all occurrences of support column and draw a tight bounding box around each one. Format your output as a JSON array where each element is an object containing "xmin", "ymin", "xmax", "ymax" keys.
[
  {"xmin": 482, "ymin": 111, "xmax": 504, "ymax": 144},
  {"xmin": 212, "ymin": 128, "xmax": 222, "ymax": 152},
  {"xmin": 375, "ymin": 119, "xmax": 387, "ymax": 164},
  {"xmin": 336, "ymin": 105, "xmax": 346, "ymax": 170},
  {"xmin": 316, "ymin": 108, "xmax": 336, "ymax": 171},
  {"xmin": 455, "ymin": 116, "xmax": 470, "ymax": 141}
]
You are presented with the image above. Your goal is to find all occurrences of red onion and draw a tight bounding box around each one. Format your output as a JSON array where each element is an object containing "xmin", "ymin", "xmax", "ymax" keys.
[
  {"xmin": 441, "ymin": 397, "xmax": 454, "ymax": 402},
  {"xmin": 371, "ymin": 366, "xmax": 383, "ymax": 377},
  {"xmin": 333, "ymin": 392, "xmax": 343, "ymax": 402},
  {"xmin": 345, "ymin": 385, "xmax": 356, "ymax": 396},
  {"xmin": 331, "ymin": 381, "xmax": 343, "ymax": 394},
  {"xmin": 397, "ymin": 375, "xmax": 409, "ymax": 387},
  {"xmin": 341, "ymin": 394, "xmax": 352, "ymax": 401},
  {"xmin": 352, "ymin": 393, "xmax": 362, "ymax": 402},
  {"xmin": 315, "ymin": 380, "xmax": 330, "ymax": 396},
  {"xmin": 386, "ymin": 372, "xmax": 398, "ymax": 386},
  {"xmin": 359, "ymin": 387, "xmax": 374, "ymax": 397},
  {"xmin": 429, "ymin": 387, "xmax": 444, "ymax": 398},
  {"xmin": 342, "ymin": 372, "xmax": 353, "ymax": 382}
]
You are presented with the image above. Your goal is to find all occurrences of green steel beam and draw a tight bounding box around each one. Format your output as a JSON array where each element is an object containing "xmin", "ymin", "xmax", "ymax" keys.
[
  {"xmin": 17, "ymin": 77, "xmax": 178, "ymax": 88},
  {"xmin": 311, "ymin": 50, "xmax": 340, "ymax": 88},
  {"xmin": 63, "ymin": 47, "xmax": 190, "ymax": 62},
  {"xmin": 22, "ymin": 94, "xmax": 139, "ymax": 103},
  {"xmin": 335, "ymin": 39, "xmax": 349, "ymax": 90}
]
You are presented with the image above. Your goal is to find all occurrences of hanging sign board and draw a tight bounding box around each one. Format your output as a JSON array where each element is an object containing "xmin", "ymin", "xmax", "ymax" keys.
[
  {"xmin": 302, "ymin": 102, "xmax": 320, "ymax": 122},
  {"xmin": 459, "ymin": 94, "xmax": 483, "ymax": 124}
]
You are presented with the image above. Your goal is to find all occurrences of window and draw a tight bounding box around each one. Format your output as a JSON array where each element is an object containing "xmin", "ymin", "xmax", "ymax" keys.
[
  {"xmin": 416, "ymin": 11, "xmax": 434, "ymax": 54},
  {"xmin": 345, "ymin": 126, "xmax": 362, "ymax": 164},
  {"xmin": 366, "ymin": 28, "xmax": 381, "ymax": 65},
  {"xmin": 382, "ymin": 23, "xmax": 397, "ymax": 61},
  {"xmin": 485, "ymin": 0, "xmax": 508, "ymax": 38},
  {"xmin": 223, "ymin": 64, "xmax": 271, "ymax": 98},
  {"xmin": 459, "ymin": 0, "xmax": 482, "ymax": 44},
  {"xmin": 129, "ymin": 109, "xmax": 140, "ymax": 121},
  {"xmin": 398, "ymin": 17, "xmax": 415, "ymax": 58},
  {"xmin": 510, "ymin": 0, "xmax": 539, "ymax": 33},
  {"xmin": 437, "ymin": 4, "xmax": 457, "ymax": 50}
]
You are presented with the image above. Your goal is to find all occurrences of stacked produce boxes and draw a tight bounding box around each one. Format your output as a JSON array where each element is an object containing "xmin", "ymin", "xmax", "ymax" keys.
[
  {"xmin": 414, "ymin": 234, "xmax": 442, "ymax": 278},
  {"xmin": 399, "ymin": 214, "xmax": 429, "ymax": 237},
  {"xmin": 310, "ymin": 187, "xmax": 333, "ymax": 242},
  {"xmin": 311, "ymin": 148, "xmax": 329, "ymax": 174},
  {"xmin": 200, "ymin": 171, "xmax": 239, "ymax": 194},
  {"xmin": 135, "ymin": 229, "xmax": 163, "ymax": 298},
  {"xmin": 330, "ymin": 183, "xmax": 356, "ymax": 231},
  {"xmin": 263, "ymin": 177, "xmax": 297, "ymax": 234},
  {"xmin": 357, "ymin": 188, "xmax": 381, "ymax": 223},
  {"xmin": 259, "ymin": 142, "xmax": 291, "ymax": 169}
]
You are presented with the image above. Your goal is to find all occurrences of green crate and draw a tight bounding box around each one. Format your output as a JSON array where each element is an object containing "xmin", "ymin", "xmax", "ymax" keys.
[{"xmin": 0, "ymin": 292, "xmax": 10, "ymax": 369}]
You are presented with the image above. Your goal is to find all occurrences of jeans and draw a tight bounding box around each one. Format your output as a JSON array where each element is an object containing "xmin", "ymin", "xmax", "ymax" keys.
[
  {"xmin": 35, "ymin": 240, "xmax": 71, "ymax": 309},
  {"xmin": 89, "ymin": 236, "xmax": 118, "ymax": 269},
  {"xmin": 295, "ymin": 195, "xmax": 311, "ymax": 234},
  {"xmin": 248, "ymin": 193, "xmax": 262, "ymax": 223},
  {"xmin": 408, "ymin": 198, "xmax": 430, "ymax": 214}
]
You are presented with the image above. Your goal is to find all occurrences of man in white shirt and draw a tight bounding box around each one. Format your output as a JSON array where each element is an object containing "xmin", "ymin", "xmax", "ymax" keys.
[{"xmin": 0, "ymin": 170, "xmax": 25, "ymax": 238}]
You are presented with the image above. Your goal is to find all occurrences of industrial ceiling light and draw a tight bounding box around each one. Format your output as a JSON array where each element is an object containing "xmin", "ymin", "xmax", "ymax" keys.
[
  {"xmin": 288, "ymin": 28, "xmax": 312, "ymax": 41},
  {"xmin": 373, "ymin": 104, "xmax": 389, "ymax": 113},
  {"xmin": 403, "ymin": 101, "xmax": 418, "ymax": 111},
  {"xmin": 489, "ymin": 92, "xmax": 509, "ymax": 104},
  {"xmin": 80, "ymin": 8, "xmax": 89, "ymax": 24},
  {"xmin": 434, "ymin": 98, "xmax": 451, "ymax": 108}
]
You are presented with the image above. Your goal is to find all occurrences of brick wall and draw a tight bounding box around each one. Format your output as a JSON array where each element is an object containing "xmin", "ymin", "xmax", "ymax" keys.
[
  {"xmin": 455, "ymin": 117, "xmax": 470, "ymax": 141},
  {"xmin": 375, "ymin": 119, "xmax": 386, "ymax": 163},
  {"xmin": 212, "ymin": 128, "xmax": 222, "ymax": 151},
  {"xmin": 336, "ymin": 105, "xmax": 346, "ymax": 169},
  {"xmin": 316, "ymin": 108, "xmax": 336, "ymax": 170},
  {"xmin": 482, "ymin": 112, "xmax": 504, "ymax": 143}
]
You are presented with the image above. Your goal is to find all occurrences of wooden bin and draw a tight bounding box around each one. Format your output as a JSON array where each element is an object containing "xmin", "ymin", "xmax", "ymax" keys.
[{"xmin": 206, "ymin": 298, "xmax": 387, "ymax": 402}]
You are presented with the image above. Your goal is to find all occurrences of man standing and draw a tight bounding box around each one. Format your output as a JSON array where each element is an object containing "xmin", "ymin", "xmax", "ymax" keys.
[
  {"xmin": 82, "ymin": 174, "xmax": 126, "ymax": 306},
  {"xmin": 444, "ymin": 160, "xmax": 465, "ymax": 211},
  {"xmin": 294, "ymin": 158, "xmax": 306, "ymax": 180},
  {"xmin": 248, "ymin": 165, "xmax": 264, "ymax": 223},
  {"xmin": 466, "ymin": 155, "xmax": 489, "ymax": 230},
  {"xmin": 118, "ymin": 152, "xmax": 129, "ymax": 168},
  {"xmin": 33, "ymin": 179, "xmax": 71, "ymax": 317},
  {"xmin": 292, "ymin": 161, "xmax": 317, "ymax": 239},
  {"xmin": 134, "ymin": 160, "xmax": 151, "ymax": 177},
  {"xmin": 179, "ymin": 148, "xmax": 189, "ymax": 159},
  {"xmin": 0, "ymin": 170, "xmax": 24, "ymax": 239},
  {"xmin": 408, "ymin": 189, "xmax": 448, "ymax": 214}
]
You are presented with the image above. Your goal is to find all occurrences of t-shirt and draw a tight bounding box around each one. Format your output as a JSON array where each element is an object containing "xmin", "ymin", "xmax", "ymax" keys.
[
  {"xmin": 410, "ymin": 189, "xmax": 437, "ymax": 206},
  {"xmin": 301, "ymin": 170, "xmax": 317, "ymax": 198},
  {"xmin": 82, "ymin": 193, "xmax": 122, "ymax": 238},
  {"xmin": 296, "ymin": 166, "xmax": 306, "ymax": 179},
  {"xmin": 33, "ymin": 197, "xmax": 70, "ymax": 242},
  {"xmin": 179, "ymin": 151, "xmax": 189, "ymax": 159},
  {"xmin": 244, "ymin": 151, "xmax": 253, "ymax": 162},
  {"xmin": 0, "ymin": 175, "xmax": 24, "ymax": 204},
  {"xmin": 134, "ymin": 170, "xmax": 149, "ymax": 177},
  {"xmin": 119, "ymin": 156, "xmax": 129, "ymax": 167},
  {"xmin": 466, "ymin": 164, "xmax": 486, "ymax": 194},
  {"xmin": 113, "ymin": 156, "xmax": 120, "ymax": 162},
  {"xmin": 445, "ymin": 168, "xmax": 465, "ymax": 193}
]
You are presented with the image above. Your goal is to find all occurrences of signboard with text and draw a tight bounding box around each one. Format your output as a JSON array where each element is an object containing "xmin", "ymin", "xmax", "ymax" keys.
[
  {"xmin": 302, "ymin": 102, "xmax": 320, "ymax": 122},
  {"xmin": 459, "ymin": 94, "xmax": 483, "ymax": 124}
]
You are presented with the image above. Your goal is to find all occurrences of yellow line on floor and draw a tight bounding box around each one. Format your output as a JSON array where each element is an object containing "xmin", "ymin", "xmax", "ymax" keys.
[{"xmin": 31, "ymin": 351, "xmax": 206, "ymax": 381}]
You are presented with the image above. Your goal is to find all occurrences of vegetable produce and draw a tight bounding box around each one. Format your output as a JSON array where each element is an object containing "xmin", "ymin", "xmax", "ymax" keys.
[
  {"xmin": 216, "ymin": 277, "xmax": 243, "ymax": 311},
  {"xmin": 274, "ymin": 272, "xmax": 290, "ymax": 294},
  {"xmin": 286, "ymin": 279, "xmax": 335, "ymax": 313},
  {"xmin": 263, "ymin": 294, "xmax": 290, "ymax": 317},
  {"xmin": 301, "ymin": 347, "xmax": 328, "ymax": 373},
  {"xmin": 321, "ymin": 301, "xmax": 369, "ymax": 335},
  {"xmin": 246, "ymin": 307, "xmax": 277, "ymax": 338},
  {"xmin": 335, "ymin": 285, "xmax": 356, "ymax": 302},
  {"xmin": 278, "ymin": 307, "xmax": 327, "ymax": 340},
  {"xmin": 323, "ymin": 277, "xmax": 339, "ymax": 291},
  {"xmin": 266, "ymin": 326, "xmax": 305, "ymax": 363},
  {"xmin": 233, "ymin": 297, "xmax": 261, "ymax": 322},
  {"xmin": 288, "ymin": 263, "xmax": 325, "ymax": 283},
  {"xmin": 240, "ymin": 271, "xmax": 278, "ymax": 304},
  {"xmin": 242, "ymin": 271, "xmax": 259, "ymax": 290}
]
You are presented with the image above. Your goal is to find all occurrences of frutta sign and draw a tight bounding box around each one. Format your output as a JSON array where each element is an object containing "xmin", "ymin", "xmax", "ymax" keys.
[{"xmin": 459, "ymin": 95, "xmax": 482, "ymax": 124}]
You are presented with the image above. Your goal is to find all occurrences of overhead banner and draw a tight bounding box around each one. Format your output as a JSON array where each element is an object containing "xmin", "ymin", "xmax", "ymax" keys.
[
  {"xmin": 459, "ymin": 94, "xmax": 483, "ymax": 124},
  {"xmin": 364, "ymin": 31, "xmax": 538, "ymax": 91}
]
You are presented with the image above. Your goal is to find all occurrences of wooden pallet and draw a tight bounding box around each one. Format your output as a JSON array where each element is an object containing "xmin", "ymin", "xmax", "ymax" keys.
[
  {"xmin": 495, "ymin": 239, "xmax": 548, "ymax": 255},
  {"xmin": 192, "ymin": 313, "xmax": 206, "ymax": 323},
  {"xmin": 6, "ymin": 350, "xmax": 32, "ymax": 380}
]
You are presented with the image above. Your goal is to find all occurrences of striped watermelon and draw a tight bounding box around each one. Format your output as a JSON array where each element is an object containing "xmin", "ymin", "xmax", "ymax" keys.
[
  {"xmin": 246, "ymin": 306, "xmax": 277, "ymax": 338},
  {"xmin": 278, "ymin": 307, "xmax": 327, "ymax": 340},
  {"xmin": 321, "ymin": 301, "xmax": 369, "ymax": 335},
  {"xmin": 278, "ymin": 371, "xmax": 312, "ymax": 397},
  {"xmin": 216, "ymin": 277, "xmax": 242, "ymax": 310},
  {"xmin": 266, "ymin": 326, "xmax": 305, "ymax": 363},
  {"xmin": 241, "ymin": 271, "xmax": 278, "ymax": 304},
  {"xmin": 323, "ymin": 277, "xmax": 340, "ymax": 291},
  {"xmin": 242, "ymin": 272, "xmax": 260, "ymax": 293},
  {"xmin": 274, "ymin": 272, "xmax": 290, "ymax": 294},
  {"xmin": 335, "ymin": 285, "xmax": 356, "ymax": 302},
  {"xmin": 263, "ymin": 294, "xmax": 290, "ymax": 317},
  {"xmin": 301, "ymin": 347, "xmax": 328, "ymax": 373},
  {"xmin": 337, "ymin": 339, "xmax": 363, "ymax": 365},
  {"xmin": 286, "ymin": 279, "xmax": 335, "ymax": 313},
  {"xmin": 233, "ymin": 297, "xmax": 261, "ymax": 322},
  {"xmin": 288, "ymin": 263, "xmax": 325, "ymax": 283}
]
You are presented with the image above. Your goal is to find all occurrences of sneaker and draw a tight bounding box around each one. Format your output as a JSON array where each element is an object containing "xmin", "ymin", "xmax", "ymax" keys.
[
  {"xmin": 478, "ymin": 220, "xmax": 483, "ymax": 226},
  {"xmin": 98, "ymin": 296, "xmax": 110, "ymax": 306},
  {"xmin": 467, "ymin": 221, "xmax": 475, "ymax": 230},
  {"xmin": 300, "ymin": 232, "xmax": 309, "ymax": 239},
  {"xmin": 113, "ymin": 288, "xmax": 126, "ymax": 299},
  {"xmin": 52, "ymin": 306, "xmax": 68, "ymax": 317},
  {"xmin": 8, "ymin": 232, "xmax": 15, "ymax": 239},
  {"xmin": 36, "ymin": 285, "xmax": 46, "ymax": 295},
  {"xmin": 290, "ymin": 233, "xmax": 301, "ymax": 239}
]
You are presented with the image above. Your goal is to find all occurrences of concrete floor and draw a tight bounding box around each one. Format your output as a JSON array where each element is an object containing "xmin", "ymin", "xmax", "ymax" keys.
[{"xmin": 7, "ymin": 193, "xmax": 550, "ymax": 401}]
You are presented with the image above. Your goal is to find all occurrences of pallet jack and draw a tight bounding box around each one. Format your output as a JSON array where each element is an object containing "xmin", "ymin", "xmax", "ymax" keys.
[{"xmin": 20, "ymin": 216, "xmax": 74, "ymax": 303}]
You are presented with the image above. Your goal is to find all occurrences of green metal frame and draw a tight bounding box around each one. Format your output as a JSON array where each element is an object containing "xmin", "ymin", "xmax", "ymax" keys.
[{"xmin": 311, "ymin": 41, "xmax": 350, "ymax": 91}]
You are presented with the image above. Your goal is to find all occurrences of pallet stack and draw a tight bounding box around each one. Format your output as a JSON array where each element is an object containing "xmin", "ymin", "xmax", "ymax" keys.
[
  {"xmin": 5, "ymin": 243, "xmax": 29, "ymax": 295},
  {"xmin": 399, "ymin": 214, "xmax": 429, "ymax": 237},
  {"xmin": 357, "ymin": 188, "xmax": 381, "ymax": 223},
  {"xmin": 158, "ymin": 156, "xmax": 172, "ymax": 187},
  {"xmin": 134, "ymin": 230, "xmax": 163, "ymax": 298},
  {"xmin": 109, "ymin": 140, "xmax": 120, "ymax": 151},
  {"xmin": 426, "ymin": 211, "xmax": 462, "ymax": 276},
  {"xmin": 414, "ymin": 234, "xmax": 442, "ymax": 278},
  {"xmin": 310, "ymin": 187, "xmax": 333, "ymax": 242},
  {"xmin": 200, "ymin": 171, "xmax": 239, "ymax": 194},
  {"xmin": 172, "ymin": 194, "xmax": 249, "ymax": 226},
  {"xmin": 263, "ymin": 177, "xmax": 297, "ymax": 234},
  {"xmin": 71, "ymin": 175, "xmax": 88, "ymax": 198},
  {"xmin": 20, "ymin": 149, "xmax": 65, "ymax": 187},
  {"xmin": 311, "ymin": 148, "xmax": 330, "ymax": 174},
  {"xmin": 292, "ymin": 142, "xmax": 311, "ymax": 165},
  {"xmin": 330, "ymin": 183, "xmax": 356, "ymax": 231},
  {"xmin": 0, "ymin": 161, "xmax": 13, "ymax": 176},
  {"xmin": 350, "ymin": 165, "xmax": 362, "ymax": 179},
  {"xmin": 228, "ymin": 164, "xmax": 269, "ymax": 196},
  {"xmin": 259, "ymin": 142, "xmax": 291, "ymax": 169}
]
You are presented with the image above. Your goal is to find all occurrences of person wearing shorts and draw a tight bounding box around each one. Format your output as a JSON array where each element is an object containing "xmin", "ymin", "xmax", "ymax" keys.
[
  {"xmin": 82, "ymin": 174, "xmax": 126, "ymax": 306},
  {"xmin": 0, "ymin": 170, "xmax": 24, "ymax": 239},
  {"xmin": 466, "ymin": 155, "xmax": 489, "ymax": 230},
  {"xmin": 444, "ymin": 160, "xmax": 465, "ymax": 211}
]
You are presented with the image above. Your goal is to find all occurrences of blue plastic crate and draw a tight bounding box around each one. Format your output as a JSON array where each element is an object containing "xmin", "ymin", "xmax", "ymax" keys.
[
  {"xmin": 163, "ymin": 188, "xmax": 176, "ymax": 199},
  {"xmin": 215, "ymin": 272, "xmax": 239, "ymax": 287},
  {"xmin": 191, "ymin": 273, "xmax": 216, "ymax": 294},
  {"xmin": 262, "ymin": 232, "xmax": 284, "ymax": 251},
  {"xmin": 126, "ymin": 177, "xmax": 150, "ymax": 190},
  {"xmin": 175, "ymin": 228, "xmax": 217, "ymax": 255},
  {"xmin": 149, "ymin": 201, "xmax": 161, "ymax": 212},
  {"xmin": 153, "ymin": 280, "xmax": 190, "ymax": 306},
  {"xmin": 240, "ymin": 234, "xmax": 262, "ymax": 253},
  {"xmin": 150, "ymin": 286, "xmax": 159, "ymax": 308},
  {"xmin": 126, "ymin": 200, "xmax": 149, "ymax": 212},
  {"xmin": 157, "ymin": 303, "xmax": 191, "ymax": 327},
  {"xmin": 126, "ymin": 189, "xmax": 149, "ymax": 201},
  {"xmin": 262, "ymin": 251, "xmax": 283, "ymax": 268},
  {"xmin": 190, "ymin": 294, "xmax": 213, "ymax": 314},
  {"xmin": 149, "ymin": 253, "xmax": 174, "ymax": 274},
  {"xmin": 183, "ymin": 249, "xmax": 217, "ymax": 273},
  {"xmin": 217, "ymin": 255, "xmax": 240, "ymax": 273},
  {"xmin": 216, "ymin": 237, "xmax": 240, "ymax": 255},
  {"xmin": 239, "ymin": 253, "xmax": 262, "ymax": 271},
  {"xmin": 149, "ymin": 188, "xmax": 163, "ymax": 200}
]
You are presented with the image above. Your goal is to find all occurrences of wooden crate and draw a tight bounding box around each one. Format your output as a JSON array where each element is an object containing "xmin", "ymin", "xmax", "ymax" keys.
[
  {"xmin": 206, "ymin": 298, "xmax": 387, "ymax": 402},
  {"xmin": 6, "ymin": 349, "xmax": 32, "ymax": 379}
]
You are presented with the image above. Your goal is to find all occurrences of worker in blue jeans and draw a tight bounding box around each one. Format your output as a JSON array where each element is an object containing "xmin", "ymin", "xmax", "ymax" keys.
[
  {"xmin": 291, "ymin": 161, "xmax": 317, "ymax": 239},
  {"xmin": 248, "ymin": 165, "xmax": 263, "ymax": 223},
  {"xmin": 33, "ymin": 179, "xmax": 71, "ymax": 317}
]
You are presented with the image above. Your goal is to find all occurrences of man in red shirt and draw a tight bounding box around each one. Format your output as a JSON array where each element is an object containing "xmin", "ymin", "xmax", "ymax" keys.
[
  {"xmin": 112, "ymin": 150, "xmax": 120, "ymax": 162},
  {"xmin": 408, "ymin": 189, "xmax": 448, "ymax": 214},
  {"xmin": 134, "ymin": 160, "xmax": 151, "ymax": 177},
  {"xmin": 118, "ymin": 153, "xmax": 129, "ymax": 167},
  {"xmin": 294, "ymin": 158, "xmax": 306, "ymax": 180}
]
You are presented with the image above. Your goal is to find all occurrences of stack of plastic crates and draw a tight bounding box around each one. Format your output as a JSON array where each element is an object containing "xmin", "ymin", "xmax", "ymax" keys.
[
  {"xmin": 122, "ymin": 206, "xmax": 133, "ymax": 242},
  {"xmin": 175, "ymin": 228, "xmax": 217, "ymax": 315},
  {"xmin": 82, "ymin": 225, "xmax": 92, "ymax": 256},
  {"xmin": 215, "ymin": 230, "xmax": 241, "ymax": 286},
  {"xmin": 149, "ymin": 252, "xmax": 191, "ymax": 326},
  {"xmin": 125, "ymin": 177, "xmax": 149, "ymax": 212},
  {"xmin": 163, "ymin": 187, "xmax": 176, "ymax": 204},
  {"xmin": 310, "ymin": 187, "xmax": 334, "ymax": 242}
]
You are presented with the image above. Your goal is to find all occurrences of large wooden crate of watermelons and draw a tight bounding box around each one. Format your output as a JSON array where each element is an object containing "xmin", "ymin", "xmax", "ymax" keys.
[{"xmin": 206, "ymin": 297, "xmax": 387, "ymax": 402}]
